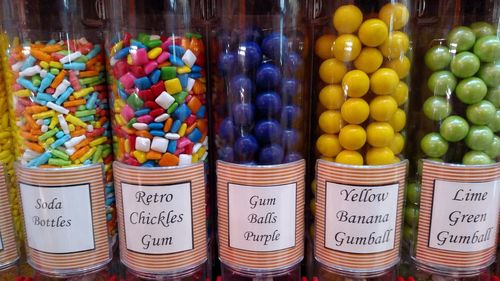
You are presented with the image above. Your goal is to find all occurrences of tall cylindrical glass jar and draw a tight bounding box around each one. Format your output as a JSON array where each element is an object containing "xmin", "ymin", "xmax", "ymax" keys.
[
  {"xmin": 210, "ymin": 0, "xmax": 310, "ymax": 280},
  {"xmin": 407, "ymin": 0, "xmax": 500, "ymax": 277},
  {"xmin": 106, "ymin": 0, "xmax": 209, "ymax": 279},
  {"xmin": 1, "ymin": 0, "xmax": 115, "ymax": 277},
  {"xmin": 310, "ymin": 0, "xmax": 411, "ymax": 279}
]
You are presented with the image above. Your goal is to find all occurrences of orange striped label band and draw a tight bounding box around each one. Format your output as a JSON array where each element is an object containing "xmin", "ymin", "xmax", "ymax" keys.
[
  {"xmin": 113, "ymin": 161, "xmax": 207, "ymax": 274},
  {"xmin": 415, "ymin": 160, "xmax": 500, "ymax": 272},
  {"xmin": 217, "ymin": 160, "xmax": 305, "ymax": 272},
  {"xmin": 0, "ymin": 165, "xmax": 19, "ymax": 268},
  {"xmin": 15, "ymin": 163, "xmax": 111, "ymax": 273},
  {"xmin": 315, "ymin": 160, "xmax": 407, "ymax": 273}
]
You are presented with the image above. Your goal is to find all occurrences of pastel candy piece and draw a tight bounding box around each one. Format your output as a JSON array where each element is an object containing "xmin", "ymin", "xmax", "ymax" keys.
[
  {"xmin": 135, "ymin": 136, "xmax": 151, "ymax": 152},
  {"xmin": 167, "ymin": 139, "xmax": 177, "ymax": 153},
  {"xmin": 281, "ymin": 129, "xmax": 301, "ymax": 151},
  {"xmin": 254, "ymin": 119, "xmax": 282, "ymax": 144},
  {"xmin": 131, "ymin": 48, "xmax": 149, "ymax": 65},
  {"xmin": 151, "ymin": 136, "xmax": 169, "ymax": 153},
  {"xmin": 281, "ymin": 78, "xmax": 299, "ymax": 100},
  {"xmin": 142, "ymin": 161, "xmax": 156, "ymax": 167},
  {"xmin": 137, "ymin": 115, "xmax": 153, "ymax": 123},
  {"xmin": 218, "ymin": 52, "xmax": 237, "ymax": 75},
  {"xmin": 171, "ymin": 120, "xmax": 182, "ymax": 133},
  {"xmin": 134, "ymin": 77, "xmax": 152, "ymax": 90},
  {"xmin": 256, "ymin": 63, "xmax": 281, "ymax": 90},
  {"xmin": 150, "ymin": 130, "xmax": 165, "ymax": 137},
  {"xmin": 148, "ymin": 122, "xmax": 163, "ymax": 130},
  {"xmin": 281, "ymin": 105, "xmax": 302, "ymax": 128},
  {"xmin": 284, "ymin": 52, "xmax": 302, "ymax": 75},
  {"xmin": 182, "ymin": 49, "xmax": 197, "ymax": 68},
  {"xmin": 149, "ymin": 69, "xmax": 161, "ymax": 84},
  {"xmin": 127, "ymin": 93, "xmax": 144, "ymax": 110},
  {"xmin": 218, "ymin": 146, "xmax": 234, "ymax": 162},
  {"xmin": 155, "ymin": 91, "xmax": 175, "ymax": 109},
  {"xmin": 166, "ymin": 133, "xmax": 180, "ymax": 140},
  {"xmin": 234, "ymin": 135, "xmax": 259, "ymax": 161},
  {"xmin": 120, "ymin": 72, "xmax": 136, "ymax": 89},
  {"xmin": 114, "ymin": 47, "xmax": 130, "ymax": 60},
  {"xmin": 188, "ymin": 128, "xmax": 202, "ymax": 143},
  {"xmin": 165, "ymin": 78, "xmax": 182, "ymax": 94},
  {"xmin": 144, "ymin": 61, "xmax": 158, "ymax": 75},
  {"xmin": 283, "ymin": 152, "xmax": 302, "ymax": 163},
  {"xmin": 161, "ymin": 66, "xmax": 177, "ymax": 81},
  {"xmin": 174, "ymin": 104, "xmax": 192, "ymax": 122},
  {"xmin": 187, "ymin": 78, "xmax": 196, "ymax": 91},
  {"xmin": 261, "ymin": 33, "xmax": 288, "ymax": 60},
  {"xmin": 232, "ymin": 103, "xmax": 254, "ymax": 126},
  {"xmin": 132, "ymin": 123, "xmax": 149, "ymax": 130},
  {"xmin": 138, "ymin": 89, "xmax": 154, "ymax": 101},
  {"xmin": 121, "ymin": 104, "xmax": 135, "ymax": 121},
  {"xmin": 156, "ymin": 51, "xmax": 170, "ymax": 63},
  {"xmin": 237, "ymin": 42, "xmax": 262, "ymax": 70},
  {"xmin": 63, "ymin": 62, "xmax": 86, "ymax": 71},
  {"xmin": 179, "ymin": 154, "xmax": 192, "ymax": 166},
  {"xmin": 135, "ymin": 108, "xmax": 151, "ymax": 116},
  {"xmin": 148, "ymin": 47, "xmax": 163, "ymax": 59},
  {"xmin": 178, "ymin": 74, "xmax": 189, "ymax": 89},
  {"xmin": 256, "ymin": 91, "xmax": 282, "ymax": 116},
  {"xmin": 168, "ymin": 45, "xmax": 186, "ymax": 56},
  {"xmin": 187, "ymin": 96, "xmax": 202, "ymax": 113},
  {"xmin": 196, "ymin": 105, "xmax": 206, "ymax": 118},
  {"xmin": 189, "ymin": 72, "xmax": 202, "ymax": 79},
  {"xmin": 219, "ymin": 118, "xmax": 237, "ymax": 143},
  {"xmin": 154, "ymin": 113, "xmax": 170, "ymax": 122},
  {"xmin": 229, "ymin": 75, "xmax": 253, "ymax": 103},
  {"xmin": 169, "ymin": 55, "xmax": 184, "ymax": 67},
  {"xmin": 258, "ymin": 144, "xmax": 284, "ymax": 165}
]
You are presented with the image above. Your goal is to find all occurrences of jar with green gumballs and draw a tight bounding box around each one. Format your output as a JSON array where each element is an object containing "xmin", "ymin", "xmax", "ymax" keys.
[{"xmin": 407, "ymin": 0, "xmax": 500, "ymax": 277}]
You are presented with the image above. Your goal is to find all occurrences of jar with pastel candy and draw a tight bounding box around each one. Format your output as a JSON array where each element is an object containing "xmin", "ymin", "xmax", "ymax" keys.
[
  {"xmin": 210, "ymin": 0, "xmax": 309, "ymax": 280},
  {"xmin": 106, "ymin": 0, "xmax": 209, "ymax": 279},
  {"xmin": 406, "ymin": 0, "xmax": 500, "ymax": 278},
  {"xmin": 311, "ymin": 0, "xmax": 411, "ymax": 279},
  {"xmin": 1, "ymin": 0, "xmax": 115, "ymax": 277}
]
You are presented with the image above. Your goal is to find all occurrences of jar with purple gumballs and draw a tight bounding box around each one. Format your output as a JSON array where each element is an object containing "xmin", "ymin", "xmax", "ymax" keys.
[{"xmin": 210, "ymin": 0, "xmax": 310, "ymax": 280}]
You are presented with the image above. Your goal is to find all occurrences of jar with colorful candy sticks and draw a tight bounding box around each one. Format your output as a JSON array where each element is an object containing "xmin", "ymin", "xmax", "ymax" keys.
[
  {"xmin": 107, "ymin": 0, "xmax": 209, "ymax": 279},
  {"xmin": 2, "ymin": 0, "xmax": 115, "ymax": 276},
  {"xmin": 406, "ymin": 0, "xmax": 500, "ymax": 277},
  {"xmin": 311, "ymin": 0, "xmax": 411, "ymax": 279},
  {"xmin": 211, "ymin": 0, "xmax": 309, "ymax": 280}
]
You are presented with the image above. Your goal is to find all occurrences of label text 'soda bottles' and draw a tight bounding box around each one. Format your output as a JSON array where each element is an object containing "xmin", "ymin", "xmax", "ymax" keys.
[
  {"xmin": 210, "ymin": 0, "xmax": 310, "ymax": 280},
  {"xmin": 106, "ymin": 0, "xmax": 210, "ymax": 279},
  {"xmin": 407, "ymin": 0, "xmax": 500, "ymax": 278},
  {"xmin": 311, "ymin": 1, "xmax": 411, "ymax": 279},
  {"xmin": 1, "ymin": 0, "xmax": 115, "ymax": 277}
]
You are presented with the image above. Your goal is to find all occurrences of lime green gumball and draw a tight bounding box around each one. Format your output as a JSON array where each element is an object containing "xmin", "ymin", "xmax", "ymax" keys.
[
  {"xmin": 427, "ymin": 70, "xmax": 457, "ymax": 96},
  {"xmin": 450, "ymin": 51, "xmax": 480, "ymax": 78},
  {"xmin": 462, "ymin": 151, "xmax": 493, "ymax": 165},
  {"xmin": 478, "ymin": 63, "xmax": 500, "ymax": 87},
  {"xmin": 466, "ymin": 100, "xmax": 496, "ymax": 125},
  {"xmin": 488, "ymin": 110, "xmax": 500, "ymax": 132},
  {"xmin": 465, "ymin": 125, "xmax": 494, "ymax": 151},
  {"xmin": 447, "ymin": 26, "xmax": 476, "ymax": 52},
  {"xmin": 486, "ymin": 87, "xmax": 500, "ymax": 107},
  {"xmin": 473, "ymin": 35, "xmax": 500, "ymax": 63},
  {"xmin": 425, "ymin": 46, "xmax": 452, "ymax": 71},
  {"xmin": 484, "ymin": 136, "xmax": 500, "ymax": 159},
  {"xmin": 470, "ymin": 22, "xmax": 496, "ymax": 38},
  {"xmin": 420, "ymin": 132, "xmax": 448, "ymax": 158}
]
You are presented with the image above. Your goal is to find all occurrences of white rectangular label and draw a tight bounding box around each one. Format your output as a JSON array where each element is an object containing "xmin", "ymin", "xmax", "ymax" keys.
[
  {"xmin": 429, "ymin": 179, "xmax": 500, "ymax": 252},
  {"xmin": 20, "ymin": 183, "xmax": 94, "ymax": 254},
  {"xmin": 325, "ymin": 182, "xmax": 399, "ymax": 253},
  {"xmin": 122, "ymin": 182, "xmax": 193, "ymax": 254},
  {"xmin": 228, "ymin": 183, "xmax": 296, "ymax": 252}
]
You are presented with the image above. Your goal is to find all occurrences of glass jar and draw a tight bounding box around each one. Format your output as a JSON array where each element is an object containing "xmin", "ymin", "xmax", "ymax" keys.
[
  {"xmin": 106, "ymin": 0, "xmax": 209, "ymax": 279},
  {"xmin": 407, "ymin": 0, "xmax": 500, "ymax": 277},
  {"xmin": 310, "ymin": 0, "xmax": 412, "ymax": 279},
  {"xmin": 210, "ymin": 0, "xmax": 310, "ymax": 280},
  {"xmin": 1, "ymin": 0, "xmax": 115, "ymax": 277}
]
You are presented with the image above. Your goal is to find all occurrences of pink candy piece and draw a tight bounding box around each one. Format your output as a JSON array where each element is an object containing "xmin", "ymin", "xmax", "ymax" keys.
[
  {"xmin": 177, "ymin": 137, "xmax": 192, "ymax": 148},
  {"xmin": 130, "ymin": 65, "xmax": 146, "ymax": 77},
  {"xmin": 131, "ymin": 48, "xmax": 149, "ymax": 65},
  {"xmin": 121, "ymin": 104, "xmax": 135, "ymax": 122},
  {"xmin": 113, "ymin": 60, "xmax": 129, "ymax": 78},
  {"xmin": 174, "ymin": 148, "xmax": 184, "ymax": 156},
  {"xmin": 137, "ymin": 115, "xmax": 154, "ymax": 124},
  {"xmin": 69, "ymin": 71, "xmax": 81, "ymax": 91},
  {"xmin": 46, "ymin": 88, "xmax": 55, "ymax": 94},
  {"xmin": 13, "ymin": 84, "xmax": 22, "ymax": 91},
  {"xmin": 144, "ymin": 61, "xmax": 158, "ymax": 75},
  {"xmin": 185, "ymin": 114, "xmax": 197, "ymax": 126},
  {"xmin": 161, "ymin": 39, "xmax": 172, "ymax": 50},
  {"xmin": 119, "ymin": 72, "xmax": 136, "ymax": 89},
  {"xmin": 156, "ymin": 52, "xmax": 170, "ymax": 64},
  {"xmin": 51, "ymin": 53, "xmax": 64, "ymax": 61}
]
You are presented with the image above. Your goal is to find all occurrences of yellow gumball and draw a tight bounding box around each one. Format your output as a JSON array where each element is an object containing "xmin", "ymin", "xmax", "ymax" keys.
[
  {"xmin": 321, "ymin": 156, "xmax": 335, "ymax": 162},
  {"xmin": 341, "ymin": 98, "xmax": 370, "ymax": 124},
  {"xmin": 389, "ymin": 133, "xmax": 405, "ymax": 154},
  {"xmin": 391, "ymin": 81, "xmax": 409, "ymax": 106},
  {"xmin": 370, "ymin": 68, "xmax": 400, "ymax": 95},
  {"xmin": 388, "ymin": 108, "xmax": 406, "ymax": 132},
  {"xmin": 370, "ymin": 95, "xmax": 398, "ymax": 121},
  {"xmin": 333, "ymin": 5, "xmax": 363, "ymax": 34},
  {"xmin": 319, "ymin": 58, "xmax": 348, "ymax": 84},
  {"xmin": 354, "ymin": 47, "xmax": 383, "ymax": 74},
  {"xmin": 315, "ymin": 34, "xmax": 336, "ymax": 59},
  {"xmin": 319, "ymin": 85, "xmax": 345, "ymax": 109},
  {"xmin": 342, "ymin": 70, "xmax": 370, "ymax": 98},
  {"xmin": 319, "ymin": 110, "xmax": 343, "ymax": 134},
  {"xmin": 339, "ymin": 124, "xmax": 366, "ymax": 150},
  {"xmin": 366, "ymin": 147, "xmax": 395, "ymax": 165},
  {"xmin": 333, "ymin": 34, "xmax": 362, "ymax": 62},
  {"xmin": 367, "ymin": 122, "xmax": 395, "ymax": 147},
  {"xmin": 384, "ymin": 56, "xmax": 411, "ymax": 78},
  {"xmin": 379, "ymin": 31, "xmax": 410, "ymax": 59},
  {"xmin": 379, "ymin": 3, "xmax": 410, "ymax": 31},
  {"xmin": 335, "ymin": 150, "xmax": 364, "ymax": 165},
  {"xmin": 358, "ymin": 19, "xmax": 389, "ymax": 47},
  {"xmin": 316, "ymin": 134, "xmax": 342, "ymax": 157}
]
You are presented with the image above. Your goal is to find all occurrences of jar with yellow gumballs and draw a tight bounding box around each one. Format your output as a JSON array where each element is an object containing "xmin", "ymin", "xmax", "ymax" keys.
[{"xmin": 311, "ymin": 1, "xmax": 411, "ymax": 279}]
